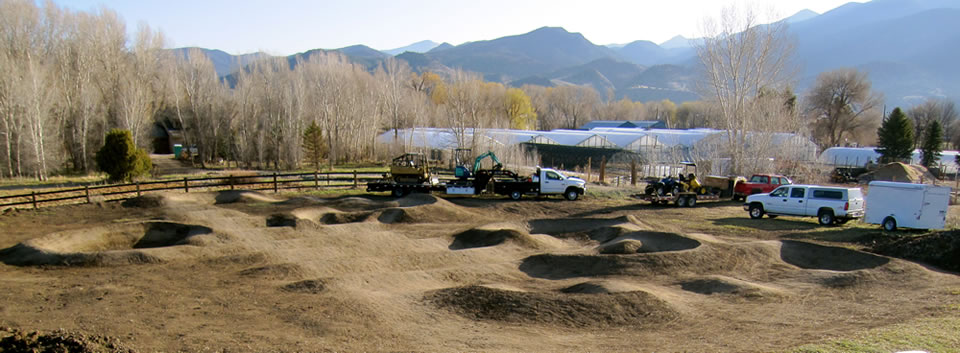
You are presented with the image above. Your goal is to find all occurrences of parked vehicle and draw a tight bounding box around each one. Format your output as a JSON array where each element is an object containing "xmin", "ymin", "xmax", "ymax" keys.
[
  {"xmin": 864, "ymin": 181, "xmax": 950, "ymax": 231},
  {"xmin": 744, "ymin": 184, "xmax": 864, "ymax": 225},
  {"xmin": 734, "ymin": 174, "xmax": 792, "ymax": 201},
  {"xmin": 369, "ymin": 152, "xmax": 586, "ymax": 200},
  {"xmin": 638, "ymin": 162, "xmax": 744, "ymax": 207}
]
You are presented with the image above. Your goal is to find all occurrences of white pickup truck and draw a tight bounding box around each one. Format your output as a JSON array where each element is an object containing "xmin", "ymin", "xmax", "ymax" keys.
[{"xmin": 744, "ymin": 184, "xmax": 865, "ymax": 225}]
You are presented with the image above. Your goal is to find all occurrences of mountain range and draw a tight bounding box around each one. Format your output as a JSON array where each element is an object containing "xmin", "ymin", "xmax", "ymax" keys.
[{"xmin": 180, "ymin": 0, "xmax": 960, "ymax": 109}]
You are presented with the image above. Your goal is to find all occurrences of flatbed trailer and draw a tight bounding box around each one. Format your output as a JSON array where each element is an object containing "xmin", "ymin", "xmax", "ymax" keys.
[{"xmin": 636, "ymin": 192, "xmax": 725, "ymax": 207}]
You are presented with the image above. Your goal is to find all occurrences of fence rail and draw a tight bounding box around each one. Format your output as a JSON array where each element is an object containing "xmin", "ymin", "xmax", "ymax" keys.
[{"xmin": 0, "ymin": 170, "xmax": 387, "ymax": 210}]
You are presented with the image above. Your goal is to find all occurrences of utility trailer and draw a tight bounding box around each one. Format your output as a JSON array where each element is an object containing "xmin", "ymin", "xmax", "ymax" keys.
[{"xmin": 864, "ymin": 181, "xmax": 951, "ymax": 231}]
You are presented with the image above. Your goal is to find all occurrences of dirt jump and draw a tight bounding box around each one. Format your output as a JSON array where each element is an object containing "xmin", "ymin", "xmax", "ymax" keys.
[{"xmin": 1, "ymin": 189, "xmax": 959, "ymax": 352}]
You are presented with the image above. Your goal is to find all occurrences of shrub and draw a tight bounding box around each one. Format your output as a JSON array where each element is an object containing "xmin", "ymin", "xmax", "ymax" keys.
[{"xmin": 95, "ymin": 129, "xmax": 152, "ymax": 182}]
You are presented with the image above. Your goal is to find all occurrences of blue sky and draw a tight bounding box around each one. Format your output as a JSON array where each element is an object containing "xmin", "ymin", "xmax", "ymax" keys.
[{"xmin": 51, "ymin": 0, "xmax": 855, "ymax": 56}]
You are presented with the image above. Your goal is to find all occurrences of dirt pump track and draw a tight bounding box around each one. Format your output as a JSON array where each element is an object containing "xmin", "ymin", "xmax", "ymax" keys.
[{"xmin": 0, "ymin": 190, "xmax": 958, "ymax": 352}]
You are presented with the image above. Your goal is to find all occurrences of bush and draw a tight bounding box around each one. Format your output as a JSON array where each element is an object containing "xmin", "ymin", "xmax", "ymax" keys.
[{"xmin": 95, "ymin": 129, "xmax": 152, "ymax": 182}]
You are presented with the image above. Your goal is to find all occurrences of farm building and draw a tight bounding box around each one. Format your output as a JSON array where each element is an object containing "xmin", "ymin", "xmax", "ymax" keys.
[
  {"xmin": 578, "ymin": 120, "xmax": 667, "ymax": 130},
  {"xmin": 820, "ymin": 147, "xmax": 960, "ymax": 174}
]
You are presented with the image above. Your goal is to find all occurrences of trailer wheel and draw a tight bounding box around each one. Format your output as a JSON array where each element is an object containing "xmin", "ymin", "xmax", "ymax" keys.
[
  {"xmin": 676, "ymin": 196, "xmax": 687, "ymax": 207},
  {"xmin": 749, "ymin": 204, "xmax": 764, "ymax": 219},
  {"xmin": 509, "ymin": 190, "xmax": 522, "ymax": 200},
  {"xmin": 391, "ymin": 188, "xmax": 407, "ymax": 198},
  {"xmin": 686, "ymin": 196, "xmax": 696, "ymax": 207},
  {"xmin": 564, "ymin": 189, "xmax": 579, "ymax": 201},
  {"xmin": 882, "ymin": 217, "xmax": 897, "ymax": 231}
]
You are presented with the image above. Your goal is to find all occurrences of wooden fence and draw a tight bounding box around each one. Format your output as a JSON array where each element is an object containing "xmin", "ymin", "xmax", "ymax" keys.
[{"xmin": 0, "ymin": 170, "xmax": 386, "ymax": 210}]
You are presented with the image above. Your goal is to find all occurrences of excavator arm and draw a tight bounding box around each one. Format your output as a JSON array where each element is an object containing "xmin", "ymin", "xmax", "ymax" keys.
[{"xmin": 473, "ymin": 151, "xmax": 502, "ymax": 173}]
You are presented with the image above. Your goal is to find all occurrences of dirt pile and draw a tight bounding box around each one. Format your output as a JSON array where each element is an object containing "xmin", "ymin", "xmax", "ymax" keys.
[
  {"xmin": 0, "ymin": 327, "xmax": 132, "ymax": 353},
  {"xmin": 679, "ymin": 275, "xmax": 786, "ymax": 298},
  {"xmin": 859, "ymin": 162, "xmax": 938, "ymax": 184},
  {"xmin": 426, "ymin": 285, "xmax": 677, "ymax": 328},
  {"xmin": 871, "ymin": 230, "xmax": 960, "ymax": 272},
  {"xmin": 449, "ymin": 223, "xmax": 559, "ymax": 250}
]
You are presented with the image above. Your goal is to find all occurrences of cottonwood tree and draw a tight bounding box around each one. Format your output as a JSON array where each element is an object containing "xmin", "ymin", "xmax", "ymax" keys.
[
  {"xmin": 909, "ymin": 99, "xmax": 958, "ymax": 149},
  {"xmin": 806, "ymin": 68, "xmax": 882, "ymax": 149},
  {"xmin": 875, "ymin": 107, "xmax": 914, "ymax": 163},
  {"xmin": 505, "ymin": 88, "xmax": 536, "ymax": 130},
  {"xmin": 695, "ymin": 4, "xmax": 796, "ymax": 175},
  {"xmin": 548, "ymin": 85, "xmax": 599, "ymax": 130},
  {"xmin": 599, "ymin": 98, "xmax": 645, "ymax": 122}
]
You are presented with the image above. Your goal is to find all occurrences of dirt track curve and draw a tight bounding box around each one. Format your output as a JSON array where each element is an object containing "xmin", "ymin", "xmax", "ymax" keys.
[{"xmin": 1, "ymin": 190, "xmax": 958, "ymax": 352}]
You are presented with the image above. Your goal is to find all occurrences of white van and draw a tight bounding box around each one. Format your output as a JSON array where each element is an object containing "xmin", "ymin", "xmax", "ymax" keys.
[{"xmin": 865, "ymin": 181, "xmax": 951, "ymax": 231}]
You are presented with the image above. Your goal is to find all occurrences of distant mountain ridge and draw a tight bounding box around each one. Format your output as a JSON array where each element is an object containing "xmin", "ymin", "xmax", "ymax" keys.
[{"xmin": 175, "ymin": 0, "xmax": 960, "ymax": 108}]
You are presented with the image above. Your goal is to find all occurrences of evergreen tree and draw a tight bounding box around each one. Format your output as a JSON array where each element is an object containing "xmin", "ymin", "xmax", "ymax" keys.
[
  {"xmin": 920, "ymin": 120, "xmax": 944, "ymax": 168},
  {"xmin": 875, "ymin": 107, "xmax": 914, "ymax": 163},
  {"xmin": 302, "ymin": 121, "xmax": 327, "ymax": 170},
  {"xmin": 95, "ymin": 129, "xmax": 152, "ymax": 182}
]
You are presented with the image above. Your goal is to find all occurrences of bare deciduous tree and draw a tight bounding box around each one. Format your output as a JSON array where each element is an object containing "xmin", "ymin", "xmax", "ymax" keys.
[
  {"xmin": 806, "ymin": 68, "xmax": 882, "ymax": 149},
  {"xmin": 695, "ymin": 4, "xmax": 796, "ymax": 174}
]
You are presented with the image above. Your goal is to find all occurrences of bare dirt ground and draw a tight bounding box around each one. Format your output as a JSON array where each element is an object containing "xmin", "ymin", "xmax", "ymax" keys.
[{"xmin": 1, "ymin": 189, "xmax": 959, "ymax": 352}]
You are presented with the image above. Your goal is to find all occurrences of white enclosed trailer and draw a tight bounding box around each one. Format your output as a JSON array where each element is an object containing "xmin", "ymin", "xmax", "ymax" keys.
[{"xmin": 865, "ymin": 181, "xmax": 951, "ymax": 231}]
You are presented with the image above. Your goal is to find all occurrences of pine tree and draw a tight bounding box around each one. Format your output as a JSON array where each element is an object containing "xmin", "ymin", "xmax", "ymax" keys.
[
  {"xmin": 875, "ymin": 107, "xmax": 914, "ymax": 163},
  {"xmin": 302, "ymin": 121, "xmax": 327, "ymax": 170},
  {"xmin": 920, "ymin": 120, "xmax": 944, "ymax": 168},
  {"xmin": 95, "ymin": 129, "xmax": 152, "ymax": 182}
]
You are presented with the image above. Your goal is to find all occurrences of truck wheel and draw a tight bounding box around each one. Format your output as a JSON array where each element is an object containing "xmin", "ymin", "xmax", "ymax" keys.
[
  {"xmin": 564, "ymin": 189, "xmax": 579, "ymax": 201},
  {"xmin": 686, "ymin": 196, "xmax": 697, "ymax": 207},
  {"xmin": 676, "ymin": 196, "xmax": 687, "ymax": 207},
  {"xmin": 509, "ymin": 190, "xmax": 522, "ymax": 200},
  {"xmin": 749, "ymin": 204, "xmax": 764, "ymax": 219},
  {"xmin": 818, "ymin": 210, "xmax": 835, "ymax": 226},
  {"xmin": 882, "ymin": 217, "xmax": 897, "ymax": 231}
]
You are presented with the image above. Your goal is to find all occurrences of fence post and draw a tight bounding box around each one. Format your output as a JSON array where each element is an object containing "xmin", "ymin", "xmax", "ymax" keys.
[
  {"xmin": 631, "ymin": 160, "xmax": 638, "ymax": 186},
  {"xmin": 31, "ymin": 191, "xmax": 37, "ymax": 209},
  {"xmin": 353, "ymin": 170, "xmax": 358, "ymax": 189},
  {"xmin": 136, "ymin": 181, "xmax": 141, "ymax": 197},
  {"xmin": 85, "ymin": 186, "xmax": 91, "ymax": 204},
  {"xmin": 229, "ymin": 175, "xmax": 235, "ymax": 190},
  {"xmin": 184, "ymin": 177, "xmax": 189, "ymax": 193},
  {"xmin": 314, "ymin": 171, "xmax": 319, "ymax": 190},
  {"xmin": 273, "ymin": 172, "xmax": 278, "ymax": 193}
]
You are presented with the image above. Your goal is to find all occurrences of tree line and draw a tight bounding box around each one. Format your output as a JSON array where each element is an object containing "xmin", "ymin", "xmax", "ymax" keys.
[{"xmin": 1, "ymin": 0, "xmax": 956, "ymax": 180}]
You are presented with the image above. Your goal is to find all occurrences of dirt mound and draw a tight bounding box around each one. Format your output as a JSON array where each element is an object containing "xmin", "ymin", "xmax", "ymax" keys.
[
  {"xmin": 679, "ymin": 275, "xmax": 787, "ymax": 298},
  {"xmin": 588, "ymin": 223, "xmax": 646, "ymax": 243},
  {"xmin": 121, "ymin": 194, "xmax": 166, "ymax": 208},
  {"xmin": 604, "ymin": 231, "xmax": 702, "ymax": 253},
  {"xmin": 426, "ymin": 285, "xmax": 677, "ymax": 328},
  {"xmin": 871, "ymin": 230, "xmax": 960, "ymax": 272},
  {"xmin": 816, "ymin": 271, "xmax": 882, "ymax": 289},
  {"xmin": 377, "ymin": 208, "xmax": 409, "ymax": 224},
  {"xmin": 598, "ymin": 239, "xmax": 644, "ymax": 254},
  {"xmin": 859, "ymin": 162, "xmax": 937, "ymax": 184},
  {"xmin": 0, "ymin": 327, "xmax": 130, "ymax": 353},
  {"xmin": 0, "ymin": 221, "xmax": 212, "ymax": 266},
  {"xmin": 237, "ymin": 263, "xmax": 306, "ymax": 280},
  {"xmin": 396, "ymin": 193, "xmax": 440, "ymax": 207},
  {"xmin": 280, "ymin": 279, "xmax": 327, "ymax": 294},
  {"xmin": 528, "ymin": 216, "xmax": 639, "ymax": 237},
  {"xmin": 561, "ymin": 280, "xmax": 649, "ymax": 294},
  {"xmin": 325, "ymin": 196, "xmax": 398, "ymax": 211},
  {"xmin": 450, "ymin": 223, "xmax": 558, "ymax": 250},
  {"xmin": 779, "ymin": 240, "xmax": 889, "ymax": 271},
  {"xmin": 214, "ymin": 190, "xmax": 281, "ymax": 204}
]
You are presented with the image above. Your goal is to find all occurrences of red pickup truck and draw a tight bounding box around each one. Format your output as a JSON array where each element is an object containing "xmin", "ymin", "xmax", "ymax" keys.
[{"xmin": 733, "ymin": 174, "xmax": 792, "ymax": 201}]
